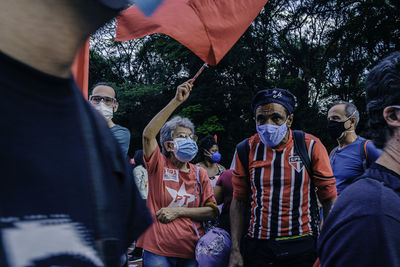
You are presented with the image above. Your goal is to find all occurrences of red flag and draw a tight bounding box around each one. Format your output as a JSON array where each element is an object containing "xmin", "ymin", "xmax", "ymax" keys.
[
  {"xmin": 71, "ymin": 39, "xmax": 90, "ymax": 98},
  {"xmin": 116, "ymin": 0, "xmax": 268, "ymax": 65}
]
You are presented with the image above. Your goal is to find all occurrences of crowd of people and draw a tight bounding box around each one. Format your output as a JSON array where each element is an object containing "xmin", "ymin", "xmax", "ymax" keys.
[{"xmin": 1, "ymin": 0, "xmax": 400, "ymax": 267}]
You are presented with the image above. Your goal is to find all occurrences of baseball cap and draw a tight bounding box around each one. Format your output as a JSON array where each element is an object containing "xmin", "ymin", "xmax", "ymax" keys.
[{"xmin": 251, "ymin": 89, "xmax": 297, "ymax": 114}]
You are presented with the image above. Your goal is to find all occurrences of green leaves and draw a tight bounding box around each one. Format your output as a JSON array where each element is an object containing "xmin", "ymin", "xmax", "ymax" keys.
[{"xmin": 89, "ymin": 0, "xmax": 400, "ymax": 160}]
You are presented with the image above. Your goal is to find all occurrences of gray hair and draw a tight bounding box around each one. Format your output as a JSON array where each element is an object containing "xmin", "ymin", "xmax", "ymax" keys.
[
  {"xmin": 160, "ymin": 116, "xmax": 195, "ymax": 157},
  {"xmin": 330, "ymin": 101, "xmax": 360, "ymax": 128}
]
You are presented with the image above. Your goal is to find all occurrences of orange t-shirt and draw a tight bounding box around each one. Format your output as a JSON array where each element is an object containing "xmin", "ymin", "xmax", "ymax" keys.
[{"xmin": 137, "ymin": 146, "xmax": 216, "ymax": 259}]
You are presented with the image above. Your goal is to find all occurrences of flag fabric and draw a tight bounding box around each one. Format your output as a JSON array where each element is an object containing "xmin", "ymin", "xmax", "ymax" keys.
[
  {"xmin": 71, "ymin": 39, "xmax": 90, "ymax": 98},
  {"xmin": 116, "ymin": 0, "xmax": 268, "ymax": 65}
]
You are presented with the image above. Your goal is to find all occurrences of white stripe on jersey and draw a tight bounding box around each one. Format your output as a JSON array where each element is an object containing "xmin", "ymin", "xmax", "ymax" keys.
[
  {"xmin": 257, "ymin": 144, "xmax": 267, "ymax": 239},
  {"xmin": 266, "ymin": 149, "xmax": 276, "ymax": 239},
  {"xmin": 250, "ymin": 142, "xmax": 261, "ymax": 237},
  {"xmin": 307, "ymin": 139, "xmax": 316, "ymax": 234},
  {"xmin": 277, "ymin": 148, "xmax": 287, "ymax": 235},
  {"xmin": 298, "ymin": 164, "xmax": 305, "ymax": 235},
  {"xmin": 289, "ymin": 147, "xmax": 295, "ymax": 236}
]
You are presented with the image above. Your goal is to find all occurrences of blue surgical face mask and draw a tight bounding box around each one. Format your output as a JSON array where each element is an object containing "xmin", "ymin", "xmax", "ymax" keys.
[
  {"xmin": 256, "ymin": 119, "xmax": 288, "ymax": 147},
  {"xmin": 211, "ymin": 152, "xmax": 222, "ymax": 163},
  {"xmin": 172, "ymin": 138, "xmax": 198, "ymax": 162},
  {"xmin": 205, "ymin": 149, "xmax": 222, "ymax": 163}
]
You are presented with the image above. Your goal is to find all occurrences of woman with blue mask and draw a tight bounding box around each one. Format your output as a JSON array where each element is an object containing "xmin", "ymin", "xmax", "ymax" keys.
[
  {"xmin": 196, "ymin": 135, "xmax": 226, "ymax": 189},
  {"xmin": 139, "ymin": 80, "xmax": 219, "ymax": 267}
]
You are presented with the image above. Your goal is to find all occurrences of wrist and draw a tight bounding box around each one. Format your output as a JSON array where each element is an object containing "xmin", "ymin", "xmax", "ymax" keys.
[
  {"xmin": 170, "ymin": 98, "xmax": 182, "ymax": 107},
  {"xmin": 231, "ymin": 245, "xmax": 241, "ymax": 252}
]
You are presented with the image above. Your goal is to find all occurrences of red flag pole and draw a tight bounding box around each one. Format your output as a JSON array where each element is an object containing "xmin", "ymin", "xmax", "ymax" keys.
[{"xmin": 191, "ymin": 63, "xmax": 208, "ymax": 82}]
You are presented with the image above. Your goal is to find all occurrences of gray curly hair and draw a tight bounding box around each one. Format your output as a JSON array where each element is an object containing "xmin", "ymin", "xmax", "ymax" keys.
[{"xmin": 160, "ymin": 116, "xmax": 195, "ymax": 157}]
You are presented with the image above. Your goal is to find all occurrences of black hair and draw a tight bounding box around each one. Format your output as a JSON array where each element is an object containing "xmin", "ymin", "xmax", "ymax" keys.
[
  {"xmin": 133, "ymin": 150, "xmax": 145, "ymax": 167},
  {"xmin": 198, "ymin": 135, "xmax": 217, "ymax": 162},
  {"xmin": 366, "ymin": 51, "xmax": 400, "ymax": 149},
  {"xmin": 90, "ymin": 82, "xmax": 117, "ymax": 98}
]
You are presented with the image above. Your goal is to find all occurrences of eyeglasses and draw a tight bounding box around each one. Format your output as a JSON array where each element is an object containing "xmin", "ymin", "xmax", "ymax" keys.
[
  {"xmin": 89, "ymin": 95, "xmax": 116, "ymax": 106},
  {"xmin": 174, "ymin": 132, "xmax": 198, "ymax": 142},
  {"xmin": 392, "ymin": 105, "xmax": 400, "ymax": 109}
]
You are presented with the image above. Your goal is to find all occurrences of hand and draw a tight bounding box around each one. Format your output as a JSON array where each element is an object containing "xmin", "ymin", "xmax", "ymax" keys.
[
  {"xmin": 228, "ymin": 249, "xmax": 244, "ymax": 267},
  {"xmin": 156, "ymin": 207, "xmax": 181, "ymax": 223},
  {"xmin": 174, "ymin": 80, "xmax": 194, "ymax": 103}
]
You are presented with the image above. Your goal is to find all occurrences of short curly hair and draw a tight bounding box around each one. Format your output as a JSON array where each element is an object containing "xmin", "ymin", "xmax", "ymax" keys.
[
  {"xmin": 366, "ymin": 51, "xmax": 400, "ymax": 149},
  {"xmin": 159, "ymin": 116, "xmax": 195, "ymax": 157},
  {"xmin": 198, "ymin": 135, "xmax": 217, "ymax": 162}
]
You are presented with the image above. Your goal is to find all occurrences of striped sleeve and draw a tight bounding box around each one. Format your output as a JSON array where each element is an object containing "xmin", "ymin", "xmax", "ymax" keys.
[{"xmin": 309, "ymin": 136, "xmax": 337, "ymax": 202}]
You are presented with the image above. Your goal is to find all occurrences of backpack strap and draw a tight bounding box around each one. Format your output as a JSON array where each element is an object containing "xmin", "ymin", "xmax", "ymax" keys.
[
  {"xmin": 194, "ymin": 166, "xmax": 202, "ymax": 203},
  {"xmin": 236, "ymin": 138, "xmax": 250, "ymax": 176},
  {"xmin": 360, "ymin": 139, "xmax": 371, "ymax": 170},
  {"xmin": 292, "ymin": 130, "xmax": 312, "ymax": 178},
  {"xmin": 292, "ymin": 130, "xmax": 320, "ymax": 236},
  {"xmin": 192, "ymin": 166, "xmax": 202, "ymax": 239}
]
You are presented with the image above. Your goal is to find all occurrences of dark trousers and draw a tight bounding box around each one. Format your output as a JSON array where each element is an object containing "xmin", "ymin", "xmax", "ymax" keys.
[{"xmin": 243, "ymin": 236, "xmax": 316, "ymax": 267}]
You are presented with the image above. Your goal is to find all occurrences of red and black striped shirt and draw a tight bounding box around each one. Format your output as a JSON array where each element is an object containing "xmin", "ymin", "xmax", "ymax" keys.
[{"xmin": 232, "ymin": 130, "xmax": 337, "ymax": 239}]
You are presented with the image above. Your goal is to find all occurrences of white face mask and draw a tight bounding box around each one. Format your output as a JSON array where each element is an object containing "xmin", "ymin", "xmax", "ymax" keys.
[{"xmin": 93, "ymin": 102, "xmax": 113, "ymax": 121}]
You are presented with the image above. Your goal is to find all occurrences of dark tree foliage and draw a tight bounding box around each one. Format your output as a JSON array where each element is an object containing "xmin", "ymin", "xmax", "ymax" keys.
[{"xmin": 89, "ymin": 0, "xmax": 399, "ymax": 164}]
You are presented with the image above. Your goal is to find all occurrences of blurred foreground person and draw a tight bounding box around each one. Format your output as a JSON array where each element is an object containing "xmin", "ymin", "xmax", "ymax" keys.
[
  {"xmin": 139, "ymin": 80, "xmax": 218, "ymax": 267},
  {"xmin": 0, "ymin": 1, "xmax": 151, "ymax": 266},
  {"xmin": 318, "ymin": 52, "xmax": 400, "ymax": 266}
]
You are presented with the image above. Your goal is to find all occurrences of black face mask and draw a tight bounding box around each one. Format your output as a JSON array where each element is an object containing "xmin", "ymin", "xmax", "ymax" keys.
[
  {"xmin": 327, "ymin": 120, "xmax": 347, "ymax": 140},
  {"xmin": 327, "ymin": 114, "xmax": 355, "ymax": 140}
]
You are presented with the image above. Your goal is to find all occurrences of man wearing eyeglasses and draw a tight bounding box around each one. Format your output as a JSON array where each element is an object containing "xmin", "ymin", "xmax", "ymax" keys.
[
  {"xmin": 317, "ymin": 52, "xmax": 400, "ymax": 266},
  {"xmin": 90, "ymin": 82, "xmax": 131, "ymax": 156}
]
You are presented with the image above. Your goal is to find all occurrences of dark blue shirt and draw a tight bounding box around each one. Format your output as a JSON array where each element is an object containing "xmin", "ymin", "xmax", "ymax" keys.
[
  {"xmin": 330, "ymin": 136, "xmax": 381, "ymax": 195},
  {"xmin": 0, "ymin": 51, "xmax": 150, "ymax": 266},
  {"xmin": 318, "ymin": 163, "xmax": 400, "ymax": 267}
]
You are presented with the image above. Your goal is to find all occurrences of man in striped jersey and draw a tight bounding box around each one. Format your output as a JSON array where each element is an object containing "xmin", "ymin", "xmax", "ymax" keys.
[{"xmin": 228, "ymin": 89, "xmax": 337, "ymax": 267}]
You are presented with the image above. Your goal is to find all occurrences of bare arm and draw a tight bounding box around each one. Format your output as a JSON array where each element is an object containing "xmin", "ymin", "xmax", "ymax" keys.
[
  {"xmin": 229, "ymin": 198, "xmax": 247, "ymax": 267},
  {"xmin": 156, "ymin": 206, "xmax": 216, "ymax": 223},
  {"xmin": 214, "ymin": 185, "xmax": 224, "ymax": 204},
  {"xmin": 142, "ymin": 80, "xmax": 193, "ymax": 159}
]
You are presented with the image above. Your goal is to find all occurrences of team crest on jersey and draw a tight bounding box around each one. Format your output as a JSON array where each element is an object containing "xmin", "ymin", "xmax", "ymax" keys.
[
  {"xmin": 288, "ymin": 155, "xmax": 304, "ymax": 173},
  {"xmin": 163, "ymin": 168, "xmax": 179, "ymax": 182}
]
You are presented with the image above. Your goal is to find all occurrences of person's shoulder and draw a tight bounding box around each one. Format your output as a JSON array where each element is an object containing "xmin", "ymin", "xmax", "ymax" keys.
[
  {"xmin": 302, "ymin": 132, "xmax": 328, "ymax": 154},
  {"xmin": 303, "ymin": 132, "xmax": 322, "ymax": 144},
  {"xmin": 196, "ymin": 164, "xmax": 208, "ymax": 178},
  {"xmin": 334, "ymin": 177, "xmax": 396, "ymax": 217},
  {"xmin": 111, "ymin": 124, "xmax": 130, "ymax": 133},
  {"xmin": 248, "ymin": 133, "xmax": 261, "ymax": 146}
]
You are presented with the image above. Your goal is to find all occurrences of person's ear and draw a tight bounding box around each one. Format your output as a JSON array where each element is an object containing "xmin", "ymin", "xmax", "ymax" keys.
[
  {"xmin": 349, "ymin": 117, "xmax": 357, "ymax": 129},
  {"xmin": 113, "ymin": 102, "xmax": 119, "ymax": 113},
  {"xmin": 383, "ymin": 106, "xmax": 400, "ymax": 128},
  {"xmin": 286, "ymin": 114, "xmax": 294, "ymax": 128},
  {"xmin": 164, "ymin": 141, "xmax": 174, "ymax": 152}
]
